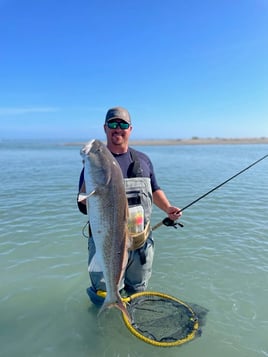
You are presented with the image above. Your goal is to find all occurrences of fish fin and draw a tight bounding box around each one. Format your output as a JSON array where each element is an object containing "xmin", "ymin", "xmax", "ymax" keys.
[
  {"xmin": 87, "ymin": 190, "xmax": 96, "ymax": 197},
  {"xmin": 114, "ymin": 299, "xmax": 132, "ymax": 323},
  {"xmin": 88, "ymin": 254, "xmax": 102, "ymax": 273},
  {"xmin": 77, "ymin": 190, "xmax": 96, "ymax": 202},
  {"xmin": 98, "ymin": 296, "xmax": 131, "ymax": 323},
  {"xmin": 77, "ymin": 193, "xmax": 88, "ymax": 202}
]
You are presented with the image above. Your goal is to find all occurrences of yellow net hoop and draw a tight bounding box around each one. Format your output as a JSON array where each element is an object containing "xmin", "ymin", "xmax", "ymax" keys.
[{"xmin": 96, "ymin": 290, "xmax": 199, "ymax": 347}]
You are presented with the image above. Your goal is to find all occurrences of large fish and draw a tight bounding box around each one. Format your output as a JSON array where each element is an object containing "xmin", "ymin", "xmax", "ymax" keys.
[{"xmin": 80, "ymin": 139, "xmax": 130, "ymax": 320}]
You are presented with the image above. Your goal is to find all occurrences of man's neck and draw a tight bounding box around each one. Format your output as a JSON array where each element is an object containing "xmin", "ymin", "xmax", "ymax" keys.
[{"xmin": 107, "ymin": 143, "xmax": 129, "ymax": 155}]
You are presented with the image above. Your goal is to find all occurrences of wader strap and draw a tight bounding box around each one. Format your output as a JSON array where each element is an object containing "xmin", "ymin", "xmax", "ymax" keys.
[
  {"xmin": 138, "ymin": 246, "xmax": 146, "ymax": 265},
  {"xmin": 128, "ymin": 148, "xmax": 143, "ymax": 177},
  {"xmin": 129, "ymin": 222, "xmax": 151, "ymax": 250}
]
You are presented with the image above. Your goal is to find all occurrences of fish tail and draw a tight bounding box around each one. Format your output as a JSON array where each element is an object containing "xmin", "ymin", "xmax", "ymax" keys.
[
  {"xmin": 98, "ymin": 296, "xmax": 131, "ymax": 322},
  {"xmin": 114, "ymin": 299, "xmax": 131, "ymax": 323}
]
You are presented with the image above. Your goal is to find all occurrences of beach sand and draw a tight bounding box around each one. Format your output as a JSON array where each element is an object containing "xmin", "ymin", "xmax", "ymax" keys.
[{"xmin": 65, "ymin": 137, "xmax": 268, "ymax": 146}]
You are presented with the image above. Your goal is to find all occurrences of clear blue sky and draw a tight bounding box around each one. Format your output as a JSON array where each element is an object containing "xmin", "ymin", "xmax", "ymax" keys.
[{"xmin": 0, "ymin": 0, "xmax": 267, "ymax": 140}]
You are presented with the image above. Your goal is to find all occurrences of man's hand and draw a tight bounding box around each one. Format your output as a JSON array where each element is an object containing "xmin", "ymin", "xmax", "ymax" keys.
[{"xmin": 166, "ymin": 206, "xmax": 182, "ymax": 221}]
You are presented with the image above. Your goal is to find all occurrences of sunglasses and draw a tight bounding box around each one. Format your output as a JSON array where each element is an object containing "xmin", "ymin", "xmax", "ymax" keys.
[{"xmin": 107, "ymin": 121, "xmax": 130, "ymax": 130}]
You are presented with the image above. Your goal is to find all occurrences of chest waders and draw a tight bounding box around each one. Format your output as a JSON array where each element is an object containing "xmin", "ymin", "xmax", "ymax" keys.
[
  {"xmin": 126, "ymin": 149, "xmax": 153, "ymax": 265},
  {"xmin": 82, "ymin": 148, "xmax": 153, "ymax": 265}
]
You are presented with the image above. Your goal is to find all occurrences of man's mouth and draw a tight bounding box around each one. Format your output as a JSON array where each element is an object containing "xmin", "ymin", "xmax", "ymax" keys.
[{"xmin": 112, "ymin": 132, "xmax": 124, "ymax": 138}]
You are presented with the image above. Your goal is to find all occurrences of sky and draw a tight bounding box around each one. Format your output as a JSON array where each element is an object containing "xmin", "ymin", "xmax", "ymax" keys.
[{"xmin": 0, "ymin": 0, "xmax": 267, "ymax": 140}]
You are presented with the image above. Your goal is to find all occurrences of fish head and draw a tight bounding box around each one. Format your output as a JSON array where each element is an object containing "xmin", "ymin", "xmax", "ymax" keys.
[{"xmin": 80, "ymin": 139, "xmax": 116, "ymax": 188}]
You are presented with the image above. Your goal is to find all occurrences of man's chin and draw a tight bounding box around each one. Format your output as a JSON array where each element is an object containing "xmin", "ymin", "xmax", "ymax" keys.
[{"xmin": 112, "ymin": 136, "xmax": 125, "ymax": 144}]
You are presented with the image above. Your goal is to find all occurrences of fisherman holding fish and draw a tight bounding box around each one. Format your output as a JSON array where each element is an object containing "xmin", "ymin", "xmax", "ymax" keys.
[{"xmin": 78, "ymin": 107, "xmax": 182, "ymax": 307}]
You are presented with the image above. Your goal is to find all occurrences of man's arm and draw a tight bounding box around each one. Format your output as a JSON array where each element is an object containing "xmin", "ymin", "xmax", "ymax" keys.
[{"xmin": 152, "ymin": 189, "xmax": 182, "ymax": 221}]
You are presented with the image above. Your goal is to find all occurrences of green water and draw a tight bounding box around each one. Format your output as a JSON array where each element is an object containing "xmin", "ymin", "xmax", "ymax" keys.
[{"xmin": 1, "ymin": 141, "xmax": 268, "ymax": 357}]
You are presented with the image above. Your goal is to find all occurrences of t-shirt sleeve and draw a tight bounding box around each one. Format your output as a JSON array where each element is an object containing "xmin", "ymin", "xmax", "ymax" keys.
[
  {"xmin": 137, "ymin": 151, "xmax": 161, "ymax": 192},
  {"xmin": 148, "ymin": 160, "xmax": 161, "ymax": 192}
]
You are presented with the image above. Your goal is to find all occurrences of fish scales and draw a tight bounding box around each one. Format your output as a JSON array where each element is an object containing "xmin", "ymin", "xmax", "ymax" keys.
[{"xmin": 80, "ymin": 139, "xmax": 130, "ymax": 320}]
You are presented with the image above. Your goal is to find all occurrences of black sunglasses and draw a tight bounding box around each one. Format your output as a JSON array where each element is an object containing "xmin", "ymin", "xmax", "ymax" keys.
[{"xmin": 107, "ymin": 121, "xmax": 130, "ymax": 130}]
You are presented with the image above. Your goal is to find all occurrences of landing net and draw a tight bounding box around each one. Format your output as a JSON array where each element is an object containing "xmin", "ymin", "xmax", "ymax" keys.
[{"xmin": 97, "ymin": 290, "xmax": 200, "ymax": 347}]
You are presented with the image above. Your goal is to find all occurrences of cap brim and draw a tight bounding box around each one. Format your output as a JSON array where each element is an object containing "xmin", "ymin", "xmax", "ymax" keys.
[{"xmin": 106, "ymin": 117, "xmax": 130, "ymax": 124}]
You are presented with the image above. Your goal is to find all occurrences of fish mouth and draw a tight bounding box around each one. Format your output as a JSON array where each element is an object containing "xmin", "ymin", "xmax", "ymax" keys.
[{"xmin": 81, "ymin": 139, "xmax": 95, "ymax": 156}]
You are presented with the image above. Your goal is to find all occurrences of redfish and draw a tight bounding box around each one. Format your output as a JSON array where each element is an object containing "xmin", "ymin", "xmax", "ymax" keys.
[{"xmin": 80, "ymin": 139, "xmax": 130, "ymax": 320}]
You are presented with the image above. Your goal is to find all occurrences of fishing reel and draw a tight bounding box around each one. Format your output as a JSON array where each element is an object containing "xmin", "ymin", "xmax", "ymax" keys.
[{"xmin": 162, "ymin": 217, "xmax": 184, "ymax": 229}]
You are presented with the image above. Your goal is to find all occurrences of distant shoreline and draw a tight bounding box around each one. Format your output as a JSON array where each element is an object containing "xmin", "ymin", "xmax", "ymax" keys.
[{"xmin": 64, "ymin": 137, "xmax": 268, "ymax": 146}]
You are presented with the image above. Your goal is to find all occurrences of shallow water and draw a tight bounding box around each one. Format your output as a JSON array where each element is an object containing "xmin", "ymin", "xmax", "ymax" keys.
[{"xmin": 1, "ymin": 141, "xmax": 268, "ymax": 357}]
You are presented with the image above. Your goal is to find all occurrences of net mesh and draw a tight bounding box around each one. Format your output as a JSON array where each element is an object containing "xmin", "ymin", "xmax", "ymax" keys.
[{"xmin": 125, "ymin": 293, "xmax": 199, "ymax": 345}]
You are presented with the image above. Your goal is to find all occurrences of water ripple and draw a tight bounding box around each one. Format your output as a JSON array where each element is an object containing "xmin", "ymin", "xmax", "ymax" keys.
[{"xmin": 1, "ymin": 143, "xmax": 268, "ymax": 357}]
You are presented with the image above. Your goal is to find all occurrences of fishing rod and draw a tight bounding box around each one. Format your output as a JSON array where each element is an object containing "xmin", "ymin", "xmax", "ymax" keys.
[{"xmin": 152, "ymin": 153, "xmax": 268, "ymax": 231}]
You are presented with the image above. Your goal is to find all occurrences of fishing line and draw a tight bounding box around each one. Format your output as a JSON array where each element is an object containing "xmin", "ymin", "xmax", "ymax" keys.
[{"xmin": 152, "ymin": 153, "xmax": 268, "ymax": 230}]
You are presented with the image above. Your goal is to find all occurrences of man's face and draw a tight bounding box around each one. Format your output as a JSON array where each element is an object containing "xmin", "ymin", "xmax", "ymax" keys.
[{"xmin": 104, "ymin": 119, "xmax": 132, "ymax": 146}]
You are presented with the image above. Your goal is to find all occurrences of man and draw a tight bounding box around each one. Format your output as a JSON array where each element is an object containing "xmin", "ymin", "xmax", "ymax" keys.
[{"xmin": 77, "ymin": 106, "xmax": 182, "ymax": 304}]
